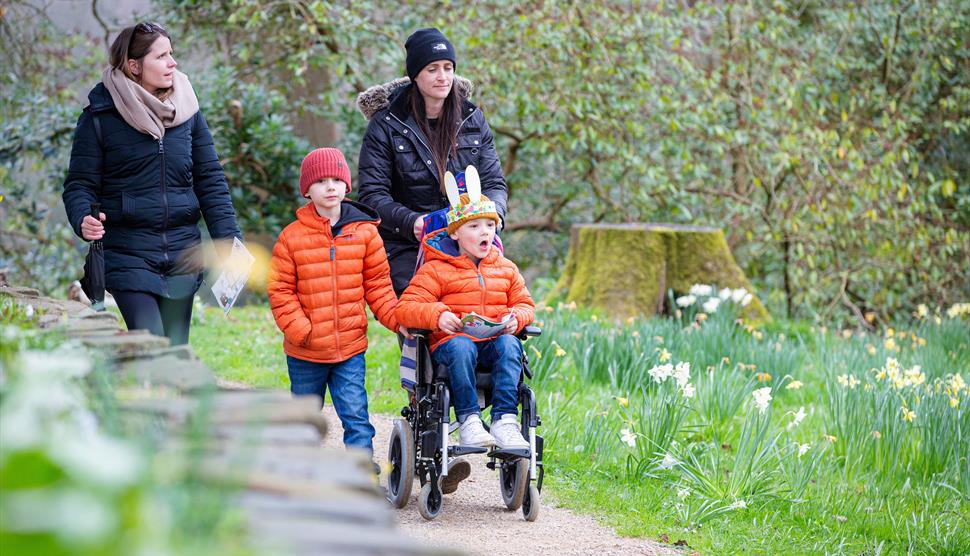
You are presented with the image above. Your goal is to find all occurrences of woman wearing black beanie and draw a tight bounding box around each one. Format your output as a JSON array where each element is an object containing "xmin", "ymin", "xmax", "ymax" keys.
[{"xmin": 356, "ymin": 27, "xmax": 509, "ymax": 296}]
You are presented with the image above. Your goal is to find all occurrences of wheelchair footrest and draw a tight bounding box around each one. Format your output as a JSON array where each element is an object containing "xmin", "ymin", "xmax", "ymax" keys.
[
  {"xmin": 448, "ymin": 445, "xmax": 489, "ymax": 457},
  {"xmin": 487, "ymin": 447, "xmax": 531, "ymax": 460}
]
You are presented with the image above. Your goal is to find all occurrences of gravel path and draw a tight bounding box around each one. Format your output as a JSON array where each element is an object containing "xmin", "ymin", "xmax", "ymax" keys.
[{"xmin": 320, "ymin": 406, "xmax": 673, "ymax": 556}]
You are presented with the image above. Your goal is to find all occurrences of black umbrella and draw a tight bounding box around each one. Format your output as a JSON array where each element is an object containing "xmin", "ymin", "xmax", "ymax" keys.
[{"xmin": 79, "ymin": 203, "xmax": 106, "ymax": 312}]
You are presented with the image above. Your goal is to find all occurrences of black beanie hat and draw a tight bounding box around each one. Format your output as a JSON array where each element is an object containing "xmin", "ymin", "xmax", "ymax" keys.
[{"xmin": 405, "ymin": 28, "xmax": 457, "ymax": 81}]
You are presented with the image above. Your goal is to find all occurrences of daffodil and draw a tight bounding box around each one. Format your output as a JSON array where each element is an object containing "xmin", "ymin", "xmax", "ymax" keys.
[
  {"xmin": 614, "ymin": 396, "xmax": 629, "ymax": 408},
  {"xmin": 824, "ymin": 434, "xmax": 837, "ymax": 443},
  {"xmin": 728, "ymin": 499, "xmax": 747, "ymax": 510},
  {"xmin": 681, "ymin": 383, "xmax": 695, "ymax": 399},
  {"xmin": 756, "ymin": 372, "xmax": 772, "ymax": 382},
  {"xmin": 689, "ymin": 284, "xmax": 713, "ymax": 297},
  {"xmin": 659, "ymin": 453, "xmax": 680, "ymax": 469},
  {"xmin": 752, "ymin": 387, "xmax": 772, "ymax": 414},
  {"xmin": 675, "ymin": 294, "xmax": 696, "ymax": 308},
  {"xmin": 884, "ymin": 338, "xmax": 897, "ymax": 351},
  {"xmin": 786, "ymin": 380, "xmax": 803, "ymax": 390},
  {"xmin": 752, "ymin": 330, "xmax": 764, "ymax": 341},
  {"xmin": 648, "ymin": 363, "xmax": 674, "ymax": 383},
  {"xmin": 798, "ymin": 443, "xmax": 811, "ymax": 457},
  {"xmin": 677, "ymin": 487, "xmax": 691, "ymax": 499},
  {"xmin": 871, "ymin": 430, "xmax": 881, "ymax": 439},
  {"xmin": 702, "ymin": 297, "xmax": 721, "ymax": 313},
  {"xmin": 866, "ymin": 344, "xmax": 877, "ymax": 355},
  {"xmin": 901, "ymin": 408, "xmax": 916, "ymax": 422},
  {"xmin": 788, "ymin": 406, "xmax": 806, "ymax": 430},
  {"xmin": 673, "ymin": 361, "xmax": 691, "ymax": 387},
  {"xmin": 657, "ymin": 347, "xmax": 672, "ymax": 362},
  {"xmin": 529, "ymin": 346, "xmax": 542, "ymax": 360},
  {"xmin": 620, "ymin": 428, "xmax": 637, "ymax": 448},
  {"xmin": 555, "ymin": 345, "xmax": 567, "ymax": 357}
]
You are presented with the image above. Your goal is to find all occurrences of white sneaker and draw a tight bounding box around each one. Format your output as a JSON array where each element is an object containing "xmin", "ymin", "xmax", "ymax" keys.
[
  {"xmin": 459, "ymin": 414, "xmax": 495, "ymax": 447},
  {"xmin": 491, "ymin": 414, "xmax": 530, "ymax": 450}
]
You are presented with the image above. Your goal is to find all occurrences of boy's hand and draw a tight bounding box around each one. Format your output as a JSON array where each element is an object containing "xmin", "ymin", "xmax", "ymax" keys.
[
  {"xmin": 437, "ymin": 311, "xmax": 462, "ymax": 334},
  {"xmin": 503, "ymin": 314, "xmax": 518, "ymax": 335},
  {"xmin": 398, "ymin": 325, "xmax": 413, "ymax": 339}
]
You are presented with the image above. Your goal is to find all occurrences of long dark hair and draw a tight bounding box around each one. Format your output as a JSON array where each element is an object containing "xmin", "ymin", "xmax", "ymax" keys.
[
  {"xmin": 409, "ymin": 84, "xmax": 464, "ymax": 188},
  {"xmin": 108, "ymin": 22, "xmax": 172, "ymax": 98}
]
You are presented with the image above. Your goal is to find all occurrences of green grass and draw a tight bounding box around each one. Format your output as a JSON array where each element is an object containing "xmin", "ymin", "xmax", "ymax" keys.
[{"xmin": 190, "ymin": 301, "xmax": 970, "ymax": 555}]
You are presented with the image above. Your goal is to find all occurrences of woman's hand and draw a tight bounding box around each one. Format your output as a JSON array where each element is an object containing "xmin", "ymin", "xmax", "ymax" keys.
[
  {"xmin": 81, "ymin": 212, "xmax": 106, "ymax": 240},
  {"xmin": 413, "ymin": 214, "xmax": 426, "ymax": 240},
  {"xmin": 503, "ymin": 314, "xmax": 519, "ymax": 335},
  {"xmin": 437, "ymin": 311, "xmax": 462, "ymax": 334}
]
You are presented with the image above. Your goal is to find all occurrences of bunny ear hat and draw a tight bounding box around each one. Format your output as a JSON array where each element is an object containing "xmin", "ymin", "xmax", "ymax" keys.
[{"xmin": 444, "ymin": 165, "xmax": 500, "ymax": 234}]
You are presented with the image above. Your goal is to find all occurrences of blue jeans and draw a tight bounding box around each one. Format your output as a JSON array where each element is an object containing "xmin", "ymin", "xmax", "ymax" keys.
[
  {"xmin": 432, "ymin": 335, "xmax": 523, "ymax": 423},
  {"xmin": 286, "ymin": 353, "xmax": 375, "ymax": 453}
]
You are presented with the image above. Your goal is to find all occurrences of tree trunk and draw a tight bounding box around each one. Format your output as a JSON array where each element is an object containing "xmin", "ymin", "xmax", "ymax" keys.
[{"xmin": 555, "ymin": 224, "xmax": 770, "ymax": 322}]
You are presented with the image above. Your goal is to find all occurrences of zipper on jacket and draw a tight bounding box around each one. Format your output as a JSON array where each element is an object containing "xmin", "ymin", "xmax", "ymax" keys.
[
  {"xmin": 159, "ymin": 139, "xmax": 169, "ymax": 266},
  {"xmin": 478, "ymin": 271, "xmax": 486, "ymax": 315},
  {"xmin": 330, "ymin": 238, "xmax": 341, "ymax": 355}
]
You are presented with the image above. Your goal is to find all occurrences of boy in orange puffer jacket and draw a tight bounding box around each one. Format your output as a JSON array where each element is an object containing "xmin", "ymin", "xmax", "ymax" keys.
[
  {"xmin": 268, "ymin": 147, "xmax": 404, "ymax": 459},
  {"xmin": 396, "ymin": 168, "xmax": 536, "ymax": 458}
]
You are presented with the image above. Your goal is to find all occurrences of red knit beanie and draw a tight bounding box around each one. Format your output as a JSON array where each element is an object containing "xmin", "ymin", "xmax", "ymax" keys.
[{"xmin": 300, "ymin": 148, "xmax": 352, "ymax": 197}]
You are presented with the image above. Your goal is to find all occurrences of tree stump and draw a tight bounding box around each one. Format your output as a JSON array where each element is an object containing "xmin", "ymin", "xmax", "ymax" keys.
[{"xmin": 555, "ymin": 224, "xmax": 769, "ymax": 321}]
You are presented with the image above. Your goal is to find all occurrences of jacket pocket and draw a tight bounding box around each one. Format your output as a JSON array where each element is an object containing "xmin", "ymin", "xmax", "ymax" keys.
[
  {"xmin": 168, "ymin": 189, "xmax": 201, "ymax": 226},
  {"xmin": 121, "ymin": 191, "xmax": 165, "ymax": 228}
]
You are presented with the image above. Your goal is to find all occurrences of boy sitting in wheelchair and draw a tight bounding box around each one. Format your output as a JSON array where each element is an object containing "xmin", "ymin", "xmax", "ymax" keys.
[{"xmin": 396, "ymin": 168, "xmax": 535, "ymax": 454}]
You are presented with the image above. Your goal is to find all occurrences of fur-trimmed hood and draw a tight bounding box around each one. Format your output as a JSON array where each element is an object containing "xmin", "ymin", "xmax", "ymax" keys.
[{"xmin": 356, "ymin": 75, "xmax": 474, "ymax": 120}]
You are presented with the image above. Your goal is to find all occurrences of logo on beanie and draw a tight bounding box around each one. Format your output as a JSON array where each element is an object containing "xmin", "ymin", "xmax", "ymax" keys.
[{"xmin": 432, "ymin": 42, "xmax": 447, "ymax": 51}]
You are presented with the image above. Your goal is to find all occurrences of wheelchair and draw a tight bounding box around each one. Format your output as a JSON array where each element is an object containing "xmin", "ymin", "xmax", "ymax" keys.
[{"xmin": 386, "ymin": 326, "xmax": 545, "ymax": 521}]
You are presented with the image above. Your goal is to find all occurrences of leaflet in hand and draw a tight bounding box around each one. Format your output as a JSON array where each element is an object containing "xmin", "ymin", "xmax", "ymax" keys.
[
  {"xmin": 460, "ymin": 312, "xmax": 513, "ymax": 339},
  {"xmin": 211, "ymin": 237, "xmax": 255, "ymax": 316}
]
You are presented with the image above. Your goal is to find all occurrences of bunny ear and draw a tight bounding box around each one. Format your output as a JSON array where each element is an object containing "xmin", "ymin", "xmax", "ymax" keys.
[
  {"xmin": 465, "ymin": 165, "xmax": 481, "ymax": 202},
  {"xmin": 444, "ymin": 171, "xmax": 461, "ymax": 207}
]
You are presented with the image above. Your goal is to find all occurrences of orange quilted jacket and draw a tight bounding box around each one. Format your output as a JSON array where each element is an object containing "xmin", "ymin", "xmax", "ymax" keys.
[
  {"xmin": 396, "ymin": 229, "xmax": 535, "ymax": 351},
  {"xmin": 268, "ymin": 201, "xmax": 398, "ymax": 363}
]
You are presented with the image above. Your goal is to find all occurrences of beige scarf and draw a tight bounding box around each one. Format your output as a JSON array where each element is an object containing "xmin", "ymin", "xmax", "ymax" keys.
[{"xmin": 101, "ymin": 68, "xmax": 199, "ymax": 139}]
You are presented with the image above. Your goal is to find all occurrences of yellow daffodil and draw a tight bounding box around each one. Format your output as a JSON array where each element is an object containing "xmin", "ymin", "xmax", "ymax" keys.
[
  {"xmin": 756, "ymin": 372, "xmax": 772, "ymax": 382},
  {"xmin": 658, "ymin": 348, "xmax": 672, "ymax": 363},
  {"xmin": 848, "ymin": 376, "xmax": 860, "ymax": 389},
  {"xmin": 917, "ymin": 337, "xmax": 926, "ymax": 346},
  {"xmin": 824, "ymin": 434, "xmax": 837, "ymax": 443},
  {"xmin": 529, "ymin": 346, "xmax": 542, "ymax": 360},
  {"xmin": 555, "ymin": 345, "xmax": 567, "ymax": 357},
  {"xmin": 871, "ymin": 430, "xmax": 881, "ymax": 439},
  {"xmin": 631, "ymin": 330, "xmax": 640, "ymax": 338},
  {"xmin": 752, "ymin": 330, "xmax": 764, "ymax": 340},
  {"xmin": 614, "ymin": 396, "xmax": 629, "ymax": 408},
  {"xmin": 884, "ymin": 338, "xmax": 897, "ymax": 351},
  {"xmin": 885, "ymin": 327, "xmax": 895, "ymax": 338},
  {"xmin": 901, "ymin": 408, "xmax": 916, "ymax": 422},
  {"xmin": 722, "ymin": 356, "xmax": 731, "ymax": 365},
  {"xmin": 917, "ymin": 304, "xmax": 928, "ymax": 318},
  {"xmin": 786, "ymin": 380, "xmax": 803, "ymax": 390},
  {"xmin": 950, "ymin": 397, "xmax": 959, "ymax": 409},
  {"xmin": 866, "ymin": 344, "xmax": 877, "ymax": 355},
  {"xmin": 590, "ymin": 314, "xmax": 598, "ymax": 322},
  {"xmin": 654, "ymin": 335, "xmax": 664, "ymax": 344},
  {"xmin": 837, "ymin": 374, "xmax": 849, "ymax": 386}
]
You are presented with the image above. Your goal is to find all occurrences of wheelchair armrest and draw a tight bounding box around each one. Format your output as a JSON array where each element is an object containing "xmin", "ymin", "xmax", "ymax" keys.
[
  {"xmin": 408, "ymin": 328, "xmax": 433, "ymax": 337},
  {"xmin": 517, "ymin": 325, "xmax": 542, "ymax": 339}
]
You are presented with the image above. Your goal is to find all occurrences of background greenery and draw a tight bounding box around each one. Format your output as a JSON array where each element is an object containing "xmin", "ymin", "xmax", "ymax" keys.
[
  {"xmin": 192, "ymin": 300, "xmax": 969, "ymax": 554},
  {"xmin": 1, "ymin": 0, "xmax": 968, "ymax": 324}
]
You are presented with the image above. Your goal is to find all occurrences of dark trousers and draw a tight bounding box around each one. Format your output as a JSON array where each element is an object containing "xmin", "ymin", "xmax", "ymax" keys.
[{"xmin": 112, "ymin": 290, "xmax": 194, "ymax": 345}]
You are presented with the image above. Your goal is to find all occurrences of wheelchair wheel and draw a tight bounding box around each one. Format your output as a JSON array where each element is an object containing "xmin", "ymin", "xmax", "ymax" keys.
[
  {"xmin": 386, "ymin": 418, "xmax": 415, "ymax": 509},
  {"xmin": 499, "ymin": 458, "xmax": 529, "ymax": 511},
  {"xmin": 418, "ymin": 482, "xmax": 443, "ymax": 520},
  {"xmin": 522, "ymin": 484, "xmax": 540, "ymax": 522}
]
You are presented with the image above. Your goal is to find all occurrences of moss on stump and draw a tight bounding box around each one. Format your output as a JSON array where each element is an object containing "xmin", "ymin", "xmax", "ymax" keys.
[{"xmin": 555, "ymin": 224, "xmax": 769, "ymax": 321}]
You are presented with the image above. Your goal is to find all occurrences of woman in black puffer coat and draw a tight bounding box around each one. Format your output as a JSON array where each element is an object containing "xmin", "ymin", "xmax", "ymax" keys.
[
  {"xmin": 356, "ymin": 28, "xmax": 508, "ymax": 295},
  {"xmin": 62, "ymin": 22, "xmax": 241, "ymax": 345}
]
